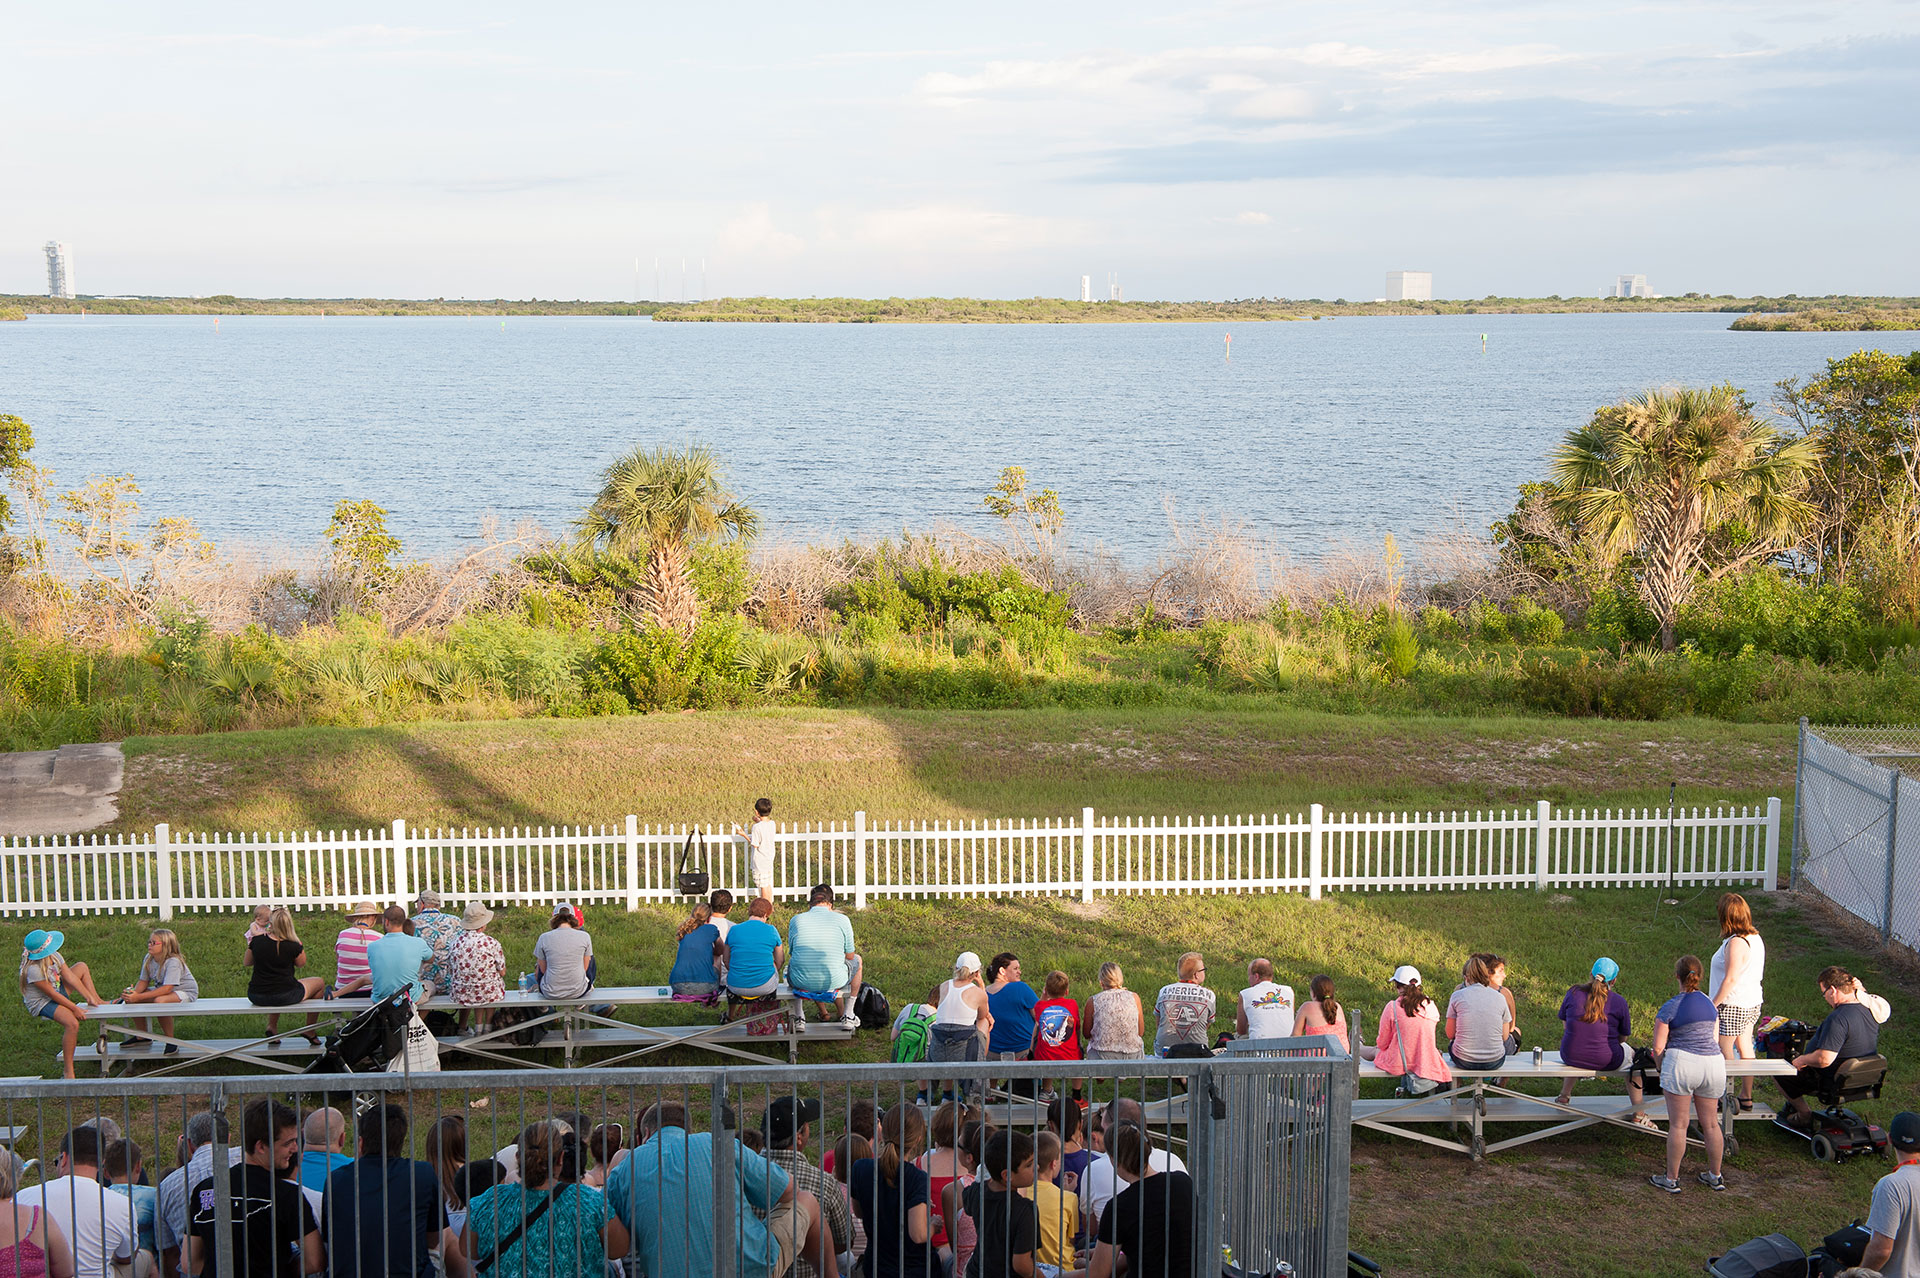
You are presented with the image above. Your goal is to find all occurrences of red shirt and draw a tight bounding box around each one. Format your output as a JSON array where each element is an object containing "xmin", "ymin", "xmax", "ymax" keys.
[{"xmin": 1032, "ymin": 996, "xmax": 1083, "ymax": 1061}]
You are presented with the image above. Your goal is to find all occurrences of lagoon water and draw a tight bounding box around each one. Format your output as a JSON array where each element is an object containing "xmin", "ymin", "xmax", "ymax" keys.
[{"xmin": 0, "ymin": 312, "xmax": 1909, "ymax": 561}]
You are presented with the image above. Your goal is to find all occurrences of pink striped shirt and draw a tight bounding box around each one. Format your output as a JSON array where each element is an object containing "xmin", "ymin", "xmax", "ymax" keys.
[{"xmin": 335, "ymin": 926, "xmax": 380, "ymax": 984}]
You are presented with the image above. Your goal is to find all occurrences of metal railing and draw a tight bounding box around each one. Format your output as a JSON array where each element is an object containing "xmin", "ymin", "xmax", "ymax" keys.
[
  {"xmin": 0, "ymin": 1055, "xmax": 1352, "ymax": 1278},
  {"xmin": 1, "ymin": 798, "xmax": 1782, "ymax": 918}
]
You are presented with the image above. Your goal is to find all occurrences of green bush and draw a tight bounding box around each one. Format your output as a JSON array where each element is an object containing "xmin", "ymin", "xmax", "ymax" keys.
[
  {"xmin": 1465, "ymin": 597, "xmax": 1509, "ymax": 642},
  {"xmin": 1585, "ymin": 587, "xmax": 1659, "ymax": 645},
  {"xmin": 585, "ymin": 618, "xmax": 747, "ymax": 712},
  {"xmin": 1678, "ymin": 569, "xmax": 1864, "ymax": 663},
  {"xmin": 1417, "ymin": 605, "xmax": 1463, "ymax": 642},
  {"xmin": 447, "ymin": 613, "xmax": 596, "ymax": 710},
  {"xmin": 1516, "ymin": 654, "xmax": 1686, "ymax": 719},
  {"xmin": 1378, "ymin": 612, "xmax": 1419, "ymax": 679},
  {"xmin": 1509, "ymin": 597, "xmax": 1566, "ymax": 645}
]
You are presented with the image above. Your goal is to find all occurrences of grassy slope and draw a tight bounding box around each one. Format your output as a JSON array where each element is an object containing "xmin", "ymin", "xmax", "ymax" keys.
[
  {"xmin": 111, "ymin": 707, "xmax": 1795, "ymax": 834},
  {"xmin": 7, "ymin": 889, "xmax": 1910, "ymax": 1278}
]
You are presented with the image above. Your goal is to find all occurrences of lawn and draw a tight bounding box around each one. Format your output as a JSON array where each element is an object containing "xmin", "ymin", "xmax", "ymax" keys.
[
  {"xmin": 110, "ymin": 706, "xmax": 1796, "ymax": 834},
  {"xmin": 4, "ymin": 884, "xmax": 1907, "ymax": 1278}
]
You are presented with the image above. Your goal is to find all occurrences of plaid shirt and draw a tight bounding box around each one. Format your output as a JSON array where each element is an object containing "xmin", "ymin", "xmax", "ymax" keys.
[{"xmin": 762, "ymin": 1148, "xmax": 854, "ymax": 1278}]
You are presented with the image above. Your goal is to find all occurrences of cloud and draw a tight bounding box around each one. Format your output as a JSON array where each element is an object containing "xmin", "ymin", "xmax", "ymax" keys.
[
  {"xmin": 1232, "ymin": 210, "xmax": 1271, "ymax": 224},
  {"xmin": 716, "ymin": 204, "xmax": 806, "ymax": 259},
  {"xmin": 814, "ymin": 204, "xmax": 1079, "ymax": 255}
]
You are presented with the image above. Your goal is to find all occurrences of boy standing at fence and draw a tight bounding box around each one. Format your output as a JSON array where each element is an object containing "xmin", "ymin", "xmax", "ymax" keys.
[{"xmin": 734, "ymin": 798, "xmax": 777, "ymax": 902}]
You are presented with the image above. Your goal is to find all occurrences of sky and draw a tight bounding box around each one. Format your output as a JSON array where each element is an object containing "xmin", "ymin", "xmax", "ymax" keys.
[{"xmin": 5, "ymin": 2, "xmax": 1919, "ymax": 301}]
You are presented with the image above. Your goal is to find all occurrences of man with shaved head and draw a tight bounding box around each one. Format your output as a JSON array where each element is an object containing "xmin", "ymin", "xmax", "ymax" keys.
[
  {"xmin": 298, "ymin": 1108, "xmax": 351, "ymax": 1193},
  {"xmin": 1080, "ymin": 1097, "xmax": 1188, "ymax": 1224}
]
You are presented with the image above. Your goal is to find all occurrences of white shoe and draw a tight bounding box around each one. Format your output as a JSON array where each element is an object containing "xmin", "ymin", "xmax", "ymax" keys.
[{"xmin": 840, "ymin": 1013, "xmax": 861, "ymax": 1030}]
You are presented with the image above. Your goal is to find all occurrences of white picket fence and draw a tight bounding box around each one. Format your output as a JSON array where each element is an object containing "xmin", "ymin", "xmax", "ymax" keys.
[{"xmin": 0, "ymin": 798, "xmax": 1782, "ymax": 920}]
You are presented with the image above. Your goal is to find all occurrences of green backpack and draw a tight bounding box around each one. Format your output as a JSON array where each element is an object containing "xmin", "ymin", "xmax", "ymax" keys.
[{"xmin": 891, "ymin": 1005, "xmax": 934, "ymax": 1064}]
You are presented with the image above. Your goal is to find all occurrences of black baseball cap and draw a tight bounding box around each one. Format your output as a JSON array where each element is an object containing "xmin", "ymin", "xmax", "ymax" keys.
[
  {"xmin": 1891, "ymin": 1111, "xmax": 1920, "ymax": 1153},
  {"xmin": 763, "ymin": 1096, "xmax": 823, "ymax": 1145}
]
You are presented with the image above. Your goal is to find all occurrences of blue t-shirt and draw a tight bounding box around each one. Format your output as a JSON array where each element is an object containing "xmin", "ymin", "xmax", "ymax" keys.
[
  {"xmin": 670, "ymin": 923, "xmax": 723, "ymax": 985},
  {"xmin": 367, "ymin": 931, "xmax": 434, "ymax": 1001},
  {"xmin": 299, "ymin": 1149, "xmax": 353, "ymax": 1192},
  {"xmin": 1656, "ymin": 989, "xmax": 1721, "ymax": 1056},
  {"xmin": 109, "ymin": 1183, "xmax": 157, "ymax": 1256},
  {"xmin": 987, "ymin": 981, "xmax": 1040, "ymax": 1056},
  {"xmin": 786, "ymin": 907, "xmax": 856, "ymax": 992},
  {"xmin": 726, "ymin": 918, "xmax": 783, "ymax": 990}
]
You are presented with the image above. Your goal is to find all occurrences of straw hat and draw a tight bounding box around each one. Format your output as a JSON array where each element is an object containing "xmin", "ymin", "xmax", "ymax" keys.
[
  {"xmin": 346, "ymin": 901, "xmax": 381, "ymax": 922},
  {"xmin": 460, "ymin": 901, "xmax": 495, "ymax": 930}
]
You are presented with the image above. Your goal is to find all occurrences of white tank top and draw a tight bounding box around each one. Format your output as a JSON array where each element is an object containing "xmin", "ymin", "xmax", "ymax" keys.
[
  {"xmin": 935, "ymin": 978, "xmax": 977, "ymax": 1026},
  {"xmin": 1709, "ymin": 932, "xmax": 1765, "ymax": 1008}
]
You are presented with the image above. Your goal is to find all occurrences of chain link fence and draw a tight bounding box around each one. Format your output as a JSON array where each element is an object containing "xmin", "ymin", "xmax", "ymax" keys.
[{"xmin": 1793, "ymin": 719, "xmax": 1920, "ymax": 950}]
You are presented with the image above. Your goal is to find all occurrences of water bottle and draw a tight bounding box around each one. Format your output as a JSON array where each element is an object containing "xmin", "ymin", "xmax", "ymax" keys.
[{"xmin": 518, "ymin": 971, "xmax": 534, "ymax": 992}]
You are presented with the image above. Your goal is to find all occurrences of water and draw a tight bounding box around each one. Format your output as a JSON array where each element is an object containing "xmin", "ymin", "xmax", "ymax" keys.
[{"xmin": 0, "ymin": 312, "xmax": 1909, "ymax": 561}]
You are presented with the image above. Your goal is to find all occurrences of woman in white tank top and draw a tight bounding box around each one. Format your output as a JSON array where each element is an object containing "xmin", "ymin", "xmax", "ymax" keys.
[
  {"xmin": 927, "ymin": 952, "xmax": 992, "ymax": 1101},
  {"xmin": 1708, "ymin": 892, "xmax": 1766, "ymax": 1108}
]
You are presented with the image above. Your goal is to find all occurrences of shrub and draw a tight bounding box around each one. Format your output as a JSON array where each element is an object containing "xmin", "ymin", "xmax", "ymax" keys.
[
  {"xmin": 1585, "ymin": 587, "xmax": 1659, "ymax": 645},
  {"xmin": 1465, "ymin": 597, "xmax": 1509, "ymax": 642},
  {"xmin": 1417, "ymin": 605, "xmax": 1463, "ymax": 642},
  {"xmin": 1508, "ymin": 597, "xmax": 1566, "ymax": 645},
  {"xmin": 585, "ymin": 617, "xmax": 746, "ymax": 712},
  {"xmin": 1678, "ymin": 569, "xmax": 1864, "ymax": 663},
  {"xmin": 447, "ymin": 613, "xmax": 596, "ymax": 709},
  {"xmin": 1378, "ymin": 612, "xmax": 1418, "ymax": 679}
]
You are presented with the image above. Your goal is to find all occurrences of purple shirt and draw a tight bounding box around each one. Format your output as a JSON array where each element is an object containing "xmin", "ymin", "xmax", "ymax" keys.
[{"xmin": 1557, "ymin": 985, "xmax": 1631, "ymax": 1069}]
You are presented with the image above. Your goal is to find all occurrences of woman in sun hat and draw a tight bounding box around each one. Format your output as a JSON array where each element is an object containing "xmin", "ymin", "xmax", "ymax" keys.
[
  {"xmin": 19, "ymin": 927, "xmax": 105, "ymax": 1079},
  {"xmin": 333, "ymin": 901, "xmax": 383, "ymax": 997},
  {"xmin": 1555, "ymin": 955, "xmax": 1653, "ymax": 1126},
  {"xmin": 448, "ymin": 901, "xmax": 506, "ymax": 1033}
]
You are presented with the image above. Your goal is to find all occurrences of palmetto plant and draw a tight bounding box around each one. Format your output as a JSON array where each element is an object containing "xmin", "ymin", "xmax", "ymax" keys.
[
  {"xmin": 576, "ymin": 445, "xmax": 759, "ymax": 638},
  {"xmin": 1551, "ymin": 385, "xmax": 1818, "ymax": 651}
]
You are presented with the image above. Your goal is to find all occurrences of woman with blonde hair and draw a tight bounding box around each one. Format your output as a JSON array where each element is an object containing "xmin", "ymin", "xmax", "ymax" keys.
[
  {"xmin": 1709, "ymin": 892, "xmax": 1767, "ymax": 1110},
  {"xmin": 120, "ymin": 927, "xmax": 198, "ymax": 1052},
  {"xmin": 0, "ymin": 1149, "xmax": 76, "ymax": 1278},
  {"xmin": 1082, "ymin": 961, "xmax": 1145, "ymax": 1060},
  {"xmin": 927, "ymin": 952, "xmax": 993, "ymax": 1102},
  {"xmin": 245, "ymin": 906, "xmax": 328, "ymax": 1045}
]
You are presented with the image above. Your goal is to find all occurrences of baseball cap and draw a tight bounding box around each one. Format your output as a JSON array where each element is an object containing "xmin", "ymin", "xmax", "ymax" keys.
[
  {"xmin": 955, "ymin": 951, "xmax": 983, "ymax": 974},
  {"xmin": 1891, "ymin": 1111, "xmax": 1920, "ymax": 1154},
  {"xmin": 1390, "ymin": 965, "xmax": 1422, "ymax": 987},
  {"xmin": 1591, "ymin": 957, "xmax": 1620, "ymax": 982},
  {"xmin": 763, "ymin": 1096, "xmax": 824, "ymax": 1145}
]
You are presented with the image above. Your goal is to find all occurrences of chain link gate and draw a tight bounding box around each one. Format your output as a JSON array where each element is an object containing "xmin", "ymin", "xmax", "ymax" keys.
[{"xmin": 1794, "ymin": 719, "xmax": 1920, "ymax": 950}]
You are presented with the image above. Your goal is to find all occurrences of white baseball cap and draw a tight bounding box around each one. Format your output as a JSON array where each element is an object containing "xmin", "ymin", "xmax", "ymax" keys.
[
  {"xmin": 1391, "ymin": 965, "xmax": 1422, "ymax": 987},
  {"xmin": 954, "ymin": 951, "xmax": 983, "ymax": 974}
]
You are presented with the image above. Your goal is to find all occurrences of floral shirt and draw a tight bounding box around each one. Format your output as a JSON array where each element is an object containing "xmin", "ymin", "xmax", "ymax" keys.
[
  {"xmin": 448, "ymin": 931, "xmax": 506, "ymax": 1005},
  {"xmin": 466, "ymin": 1182, "xmax": 609, "ymax": 1278},
  {"xmin": 411, "ymin": 909, "xmax": 460, "ymax": 990}
]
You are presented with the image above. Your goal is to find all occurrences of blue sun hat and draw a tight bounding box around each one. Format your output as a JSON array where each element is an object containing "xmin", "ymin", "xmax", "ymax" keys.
[
  {"xmin": 1591, "ymin": 957, "xmax": 1620, "ymax": 982},
  {"xmin": 23, "ymin": 930, "xmax": 65, "ymax": 962}
]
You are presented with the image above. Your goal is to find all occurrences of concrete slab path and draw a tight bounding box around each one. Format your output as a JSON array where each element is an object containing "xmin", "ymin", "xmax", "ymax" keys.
[{"xmin": 0, "ymin": 743, "xmax": 124, "ymax": 837}]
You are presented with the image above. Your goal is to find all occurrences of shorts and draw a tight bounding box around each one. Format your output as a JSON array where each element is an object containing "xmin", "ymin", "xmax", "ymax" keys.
[
  {"xmin": 33, "ymin": 1003, "xmax": 61, "ymax": 1021},
  {"xmin": 1449, "ymin": 1051, "xmax": 1508, "ymax": 1071},
  {"xmin": 793, "ymin": 955, "xmax": 863, "ymax": 1001},
  {"xmin": 1716, "ymin": 1004, "xmax": 1761, "ymax": 1043},
  {"xmin": 672, "ymin": 982, "xmax": 719, "ymax": 1000},
  {"xmin": 763, "ymin": 1191, "xmax": 814, "ymax": 1278},
  {"xmin": 751, "ymin": 850, "xmax": 775, "ymax": 889},
  {"xmin": 1778, "ymin": 1063, "xmax": 1838, "ymax": 1101},
  {"xmin": 1086, "ymin": 1046, "xmax": 1142, "ymax": 1061},
  {"xmin": 1563, "ymin": 1044, "xmax": 1627, "ymax": 1073},
  {"xmin": 249, "ymin": 987, "xmax": 307, "ymax": 1008},
  {"xmin": 728, "ymin": 977, "xmax": 779, "ymax": 999},
  {"xmin": 1660, "ymin": 1049, "xmax": 1728, "ymax": 1100}
]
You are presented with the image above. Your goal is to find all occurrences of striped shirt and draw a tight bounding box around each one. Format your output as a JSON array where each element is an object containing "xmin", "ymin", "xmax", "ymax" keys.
[{"xmin": 335, "ymin": 926, "xmax": 380, "ymax": 985}]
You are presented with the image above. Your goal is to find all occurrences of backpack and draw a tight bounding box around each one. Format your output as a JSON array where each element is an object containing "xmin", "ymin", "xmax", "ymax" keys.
[
  {"xmin": 490, "ymin": 1005, "xmax": 548, "ymax": 1048},
  {"xmin": 891, "ymin": 1005, "xmax": 934, "ymax": 1064},
  {"xmin": 854, "ymin": 984, "xmax": 891, "ymax": 1031}
]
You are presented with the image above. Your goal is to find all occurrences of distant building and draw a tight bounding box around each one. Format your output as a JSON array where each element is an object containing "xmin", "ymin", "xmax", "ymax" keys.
[
  {"xmin": 1611, "ymin": 274, "xmax": 1653, "ymax": 298},
  {"xmin": 1081, "ymin": 275, "xmax": 1091, "ymax": 303},
  {"xmin": 44, "ymin": 241, "xmax": 74, "ymax": 299},
  {"xmin": 1385, "ymin": 271, "xmax": 1431, "ymax": 301}
]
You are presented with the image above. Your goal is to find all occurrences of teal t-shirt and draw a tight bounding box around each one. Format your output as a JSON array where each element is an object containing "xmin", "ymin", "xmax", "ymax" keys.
[
  {"xmin": 367, "ymin": 932, "xmax": 434, "ymax": 1001},
  {"xmin": 726, "ymin": 919, "xmax": 782, "ymax": 989},
  {"xmin": 786, "ymin": 907, "xmax": 855, "ymax": 992}
]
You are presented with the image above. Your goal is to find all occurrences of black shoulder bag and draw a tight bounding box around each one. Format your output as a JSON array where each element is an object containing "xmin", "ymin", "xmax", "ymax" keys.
[
  {"xmin": 677, "ymin": 828, "xmax": 711, "ymax": 897},
  {"xmin": 475, "ymin": 1185, "xmax": 565, "ymax": 1275}
]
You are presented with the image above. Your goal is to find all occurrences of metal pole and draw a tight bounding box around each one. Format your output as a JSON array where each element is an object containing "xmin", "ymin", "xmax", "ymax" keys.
[
  {"xmin": 1326, "ymin": 1052, "xmax": 1355, "ymax": 1276},
  {"xmin": 712, "ymin": 1074, "xmax": 737, "ymax": 1278},
  {"xmin": 1883, "ymin": 768, "xmax": 1901, "ymax": 945},
  {"xmin": 1790, "ymin": 717, "xmax": 1809, "ymax": 890},
  {"xmin": 210, "ymin": 1082, "xmax": 235, "ymax": 1278},
  {"xmin": 1191, "ymin": 1062, "xmax": 1220, "ymax": 1277}
]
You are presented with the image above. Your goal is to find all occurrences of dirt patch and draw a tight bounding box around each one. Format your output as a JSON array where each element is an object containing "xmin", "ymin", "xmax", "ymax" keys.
[{"xmin": 121, "ymin": 753, "xmax": 234, "ymax": 807}]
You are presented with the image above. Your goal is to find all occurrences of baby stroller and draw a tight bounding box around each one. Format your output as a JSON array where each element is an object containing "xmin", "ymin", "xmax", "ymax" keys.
[
  {"xmin": 303, "ymin": 992, "xmax": 411, "ymax": 1075},
  {"xmin": 1759, "ymin": 1018, "xmax": 1890, "ymax": 1162}
]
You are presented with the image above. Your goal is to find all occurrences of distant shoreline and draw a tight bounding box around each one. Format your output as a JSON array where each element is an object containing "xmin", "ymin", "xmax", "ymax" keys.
[{"xmin": 6, "ymin": 292, "xmax": 1919, "ymax": 329}]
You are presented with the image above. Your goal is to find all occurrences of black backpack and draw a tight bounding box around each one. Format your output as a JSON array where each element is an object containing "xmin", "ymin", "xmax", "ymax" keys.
[
  {"xmin": 1705, "ymin": 1234, "xmax": 1807, "ymax": 1278},
  {"xmin": 854, "ymin": 984, "xmax": 891, "ymax": 1031}
]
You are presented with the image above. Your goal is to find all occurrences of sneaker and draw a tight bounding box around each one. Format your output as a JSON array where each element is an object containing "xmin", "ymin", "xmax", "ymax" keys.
[
  {"xmin": 1038, "ymin": 1089, "xmax": 1059, "ymax": 1104},
  {"xmin": 162, "ymin": 1043, "xmax": 179, "ymax": 1056},
  {"xmin": 1648, "ymin": 1174, "xmax": 1681, "ymax": 1194},
  {"xmin": 1698, "ymin": 1172, "xmax": 1726, "ymax": 1192},
  {"xmin": 839, "ymin": 1012, "xmax": 861, "ymax": 1030}
]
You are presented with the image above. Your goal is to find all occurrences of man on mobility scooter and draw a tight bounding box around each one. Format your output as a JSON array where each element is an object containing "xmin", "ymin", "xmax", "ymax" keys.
[{"xmin": 1763, "ymin": 965, "xmax": 1890, "ymax": 1162}]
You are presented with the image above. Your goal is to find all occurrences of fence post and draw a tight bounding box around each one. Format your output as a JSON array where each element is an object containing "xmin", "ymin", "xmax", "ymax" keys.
[
  {"xmin": 1884, "ymin": 769, "xmax": 1901, "ymax": 945},
  {"xmin": 1081, "ymin": 807, "xmax": 1096, "ymax": 904},
  {"xmin": 853, "ymin": 811, "xmax": 869, "ymax": 910},
  {"xmin": 712, "ymin": 1073, "xmax": 737, "ymax": 1278},
  {"xmin": 1790, "ymin": 717, "xmax": 1809, "ymax": 890},
  {"xmin": 1191, "ymin": 1060, "xmax": 1221, "ymax": 1277},
  {"xmin": 1762, "ymin": 796, "xmax": 1782, "ymax": 891},
  {"xmin": 1535, "ymin": 800, "xmax": 1552, "ymax": 890},
  {"xmin": 625, "ymin": 815, "xmax": 641, "ymax": 912},
  {"xmin": 391, "ymin": 818, "xmax": 409, "ymax": 904},
  {"xmin": 209, "ymin": 1080, "xmax": 233, "ymax": 1278},
  {"xmin": 154, "ymin": 823, "xmax": 173, "ymax": 922},
  {"xmin": 1308, "ymin": 804, "xmax": 1324, "ymax": 901}
]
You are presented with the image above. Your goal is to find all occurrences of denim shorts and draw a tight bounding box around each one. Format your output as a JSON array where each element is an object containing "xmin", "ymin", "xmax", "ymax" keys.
[{"xmin": 34, "ymin": 1003, "xmax": 60, "ymax": 1021}]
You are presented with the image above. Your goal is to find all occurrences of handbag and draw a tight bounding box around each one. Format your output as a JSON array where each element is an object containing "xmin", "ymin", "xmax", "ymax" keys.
[
  {"xmin": 475, "ymin": 1185, "xmax": 565, "ymax": 1274},
  {"xmin": 1393, "ymin": 1003, "xmax": 1441, "ymax": 1097},
  {"xmin": 677, "ymin": 829, "xmax": 711, "ymax": 897}
]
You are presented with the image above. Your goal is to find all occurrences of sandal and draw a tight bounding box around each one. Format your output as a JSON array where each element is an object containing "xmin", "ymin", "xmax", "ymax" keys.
[{"xmin": 1631, "ymin": 1113, "xmax": 1661, "ymax": 1131}]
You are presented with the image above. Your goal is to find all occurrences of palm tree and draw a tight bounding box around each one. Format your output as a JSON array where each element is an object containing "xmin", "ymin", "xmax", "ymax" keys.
[
  {"xmin": 1551, "ymin": 384, "xmax": 1818, "ymax": 651},
  {"xmin": 576, "ymin": 445, "xmax": 760, "ymax": 637}
]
